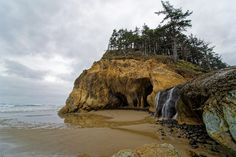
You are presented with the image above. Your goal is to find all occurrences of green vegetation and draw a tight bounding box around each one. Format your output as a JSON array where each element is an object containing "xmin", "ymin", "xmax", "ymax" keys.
[{"xmin": 107, "ymin": 1, "xmax": 227, "ymax": 70}]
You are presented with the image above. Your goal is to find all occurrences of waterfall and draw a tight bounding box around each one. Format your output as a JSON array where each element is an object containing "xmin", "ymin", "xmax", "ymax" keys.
[
  {"xmin": 154, "ymin": 92, "xmax": 161, "ymax": 117},
  {"xmin": 155, "ymin": 87, "xmax": 180, "ymax": 119},
  {"xmin": 162, "ymin": 87, "xmax": 175, "ymax": 118}
]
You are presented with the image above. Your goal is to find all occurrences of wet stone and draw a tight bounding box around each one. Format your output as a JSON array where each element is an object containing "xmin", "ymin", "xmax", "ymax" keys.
[
  {"xmin": 211, "ymin": 145, "xmax": 220, "ymax": 153},
  {"xmin": 158, "ymin": 119, "xmax": 215, "ymax": 148},
  {"xmin": 191, "ymin": 144, "xmax": 199, "ymax": 149},
  {"xmin": 189, "ymin": 150, "xmax": 208, "ymax": 157}
]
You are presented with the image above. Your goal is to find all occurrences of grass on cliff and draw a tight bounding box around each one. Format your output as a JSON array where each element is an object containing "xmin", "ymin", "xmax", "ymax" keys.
[
  {"xmin": 102, "ymin": 50, "xmax": 204, "ymax": 78},
  {"xmin": 171, "ymin": 60, "xmax": 204, "ymax": 78}
]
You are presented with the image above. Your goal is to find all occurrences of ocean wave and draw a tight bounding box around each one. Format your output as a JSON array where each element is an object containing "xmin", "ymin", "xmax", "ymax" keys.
[{"xmin": 0, "ymin": 103, "xmax": 62, "ymax": 113}]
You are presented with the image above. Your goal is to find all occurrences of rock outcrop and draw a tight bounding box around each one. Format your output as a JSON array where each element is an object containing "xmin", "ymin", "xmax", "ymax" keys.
[
  {"xmin": 111, "ymin": 143, "xmax": 181, "ymax": 157},
  {"xmin": 154, "ymin": 67, "xmax": 236, "ymax": 151},
  {"xmin": 59, "ymin": 53, "xmax": 201, "ymax": 114},
  {"xmin": 59, "ymin": 50, "xmax": 236, "ymax": 153},
  {"xmin": 178, "ymin": 67, "xmax": 236, "ymax": 151}
]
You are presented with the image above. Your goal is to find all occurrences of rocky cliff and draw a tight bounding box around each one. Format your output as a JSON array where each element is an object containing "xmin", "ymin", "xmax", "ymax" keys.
[
  {"xmin": 179, "ymin": 67, "xmax": 236, "ymax": 151},
  {"xmin": 154, "ymin": 67, "xmax": 236, "ymax": 151},
  {"xmin": 59, "ymin": 52, "xmax": 201, "ymax": 115},
  {"xmin": 59, "ymin": 51, "xmax": 236, "ymax": 153}
]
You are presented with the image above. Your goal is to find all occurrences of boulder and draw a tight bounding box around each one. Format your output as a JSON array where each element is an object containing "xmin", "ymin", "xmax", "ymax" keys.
[{"xmin": 112, "ymin": 143, "xmax": 181, "ymax": 157}]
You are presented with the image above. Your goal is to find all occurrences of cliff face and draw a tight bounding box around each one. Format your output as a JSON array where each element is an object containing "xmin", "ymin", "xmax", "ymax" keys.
[
  {"xmin": 178, "ymin": 67, "xmax": 236, "ymax": 151},
  {"xmin": 59, "ymin": 55, "xmax": 201, "ymax": 114},
  {"xmin": 154, "ymin": 67, "xmax": 236, "ymax": 151}
]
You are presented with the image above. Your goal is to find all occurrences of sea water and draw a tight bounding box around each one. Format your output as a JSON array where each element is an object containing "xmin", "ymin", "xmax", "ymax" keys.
[
  {"xmin": 0, "ymin": 103, "xmax": 65, "ymax": 128},
  {"xmin": 0, "ymin": 103, "xmax": 68, "ymax": 157}
]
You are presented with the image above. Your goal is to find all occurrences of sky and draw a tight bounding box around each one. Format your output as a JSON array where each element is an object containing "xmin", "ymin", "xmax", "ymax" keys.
[{"xmin": 0, "ymin": 0, "xmax": 235, "ymax": 105}]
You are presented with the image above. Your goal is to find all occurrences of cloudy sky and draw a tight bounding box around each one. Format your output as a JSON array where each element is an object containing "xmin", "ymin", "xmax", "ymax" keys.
[{"xmin": 0, "ymin": 0, "xmax": 235, "ymax": 105}]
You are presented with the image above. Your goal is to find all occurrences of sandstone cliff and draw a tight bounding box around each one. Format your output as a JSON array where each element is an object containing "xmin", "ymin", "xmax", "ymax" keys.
[
  {"xmin": 59, "ymin": 51, "xmax": 236, "ymax": 153},
  {"xmin": 59, "ymin": 52, "xmax": 201, "ymax": 114}
]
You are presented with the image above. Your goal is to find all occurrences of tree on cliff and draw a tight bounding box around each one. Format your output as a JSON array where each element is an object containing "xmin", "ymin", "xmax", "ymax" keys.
[
  {"xmin": 108, "ymin": 29, "xmax": 118, "ymax": 50},
  {"xmin": 155, "ymin": 1, "xmax": 192, "ymax": 62},
  {"xmin": 106, "ymin": 1, "xmax": 227, "ymax": 70},
  {"xmin": 187, "ymin": 34, "xmax": 227, "ymax": 70}
]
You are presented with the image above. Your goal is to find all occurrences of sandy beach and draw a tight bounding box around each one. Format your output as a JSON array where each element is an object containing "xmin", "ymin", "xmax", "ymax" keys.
[
  {"xmin": 0, "ymin": 110, "xmax": 158, "ymax": 157},
  {"xmin": 0, "ymin": 110, "xmax": 227, "ymax": 157}
]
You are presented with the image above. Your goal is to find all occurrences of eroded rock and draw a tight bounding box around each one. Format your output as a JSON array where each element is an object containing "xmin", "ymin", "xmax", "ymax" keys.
[{"xmin": 59, "ymin": 56, "xmax": 198, "ymax": 114}]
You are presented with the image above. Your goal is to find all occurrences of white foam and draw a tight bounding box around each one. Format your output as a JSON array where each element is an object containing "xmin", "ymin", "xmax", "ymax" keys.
[{"xmin": 0, "ymin": 103, "xmax": 61, "ymax": 113}]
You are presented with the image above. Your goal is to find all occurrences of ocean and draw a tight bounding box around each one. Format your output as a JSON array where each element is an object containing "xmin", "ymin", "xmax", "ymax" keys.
[{"xmin": 0, "ymin": 103, "xmax": 65, "ymax": 129}]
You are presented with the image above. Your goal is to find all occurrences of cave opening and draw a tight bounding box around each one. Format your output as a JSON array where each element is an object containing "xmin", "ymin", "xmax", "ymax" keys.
[
  {"xmin": 114, "ymin": 92, "xmax": 129, "ymax": 107},
  {"xmin": 143, "ymin": 83, "xmax": 153, "ymax": 108},
  {"xmin": 111, "ymin": 78, "xmax": 153, "ymax": 110}
]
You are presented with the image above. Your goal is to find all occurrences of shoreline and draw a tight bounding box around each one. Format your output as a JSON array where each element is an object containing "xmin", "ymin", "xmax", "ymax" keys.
[
  {"xmin": 0, "ymin": 110, "xmax": 157, "ymax": 157},
  {"xmin": 0, "ymin": 110, "xmax": 230, "ymax": 157}
]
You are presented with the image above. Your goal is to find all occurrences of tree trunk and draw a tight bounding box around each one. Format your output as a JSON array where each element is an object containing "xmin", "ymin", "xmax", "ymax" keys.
[
  {"xmin": 173, "ymin": 37, "xmax": 178, "ymax": 62},
  {"xmin": 144, "ymin": 41, "xmax": 146, "ymax": 55}
]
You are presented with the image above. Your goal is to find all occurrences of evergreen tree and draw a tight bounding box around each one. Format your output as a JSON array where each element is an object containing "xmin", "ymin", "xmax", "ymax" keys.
[
  {"xmin": 133, "ymin": 27, "xmax": 141, "ymax": 50},
  {"xmin": 155, "ymin": 1, "xmax": 192, "ymax": 61},
  {"xmin": 106, "ymin": 1, "xmax": 227, "ymax": 70},
  {"xmin": 108, "ymin": 29, "xmax": 119, "ymax": 50},
  {"xmin": 141, "ymin": 24, "xmax": 150, "ymax": 55}
]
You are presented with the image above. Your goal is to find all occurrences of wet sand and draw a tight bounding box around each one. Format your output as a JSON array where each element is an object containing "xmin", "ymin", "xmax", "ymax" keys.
[
  {"xmin": 0, "ymin": 110, "xmax": 157, "ymax": 157},
  {"xmin": 0, "ymin": 125, "xmax": 158, "ymax": 157},
  {"xmin": 0, "ymin": 110, "xmax": 227, "ymax": 157}
]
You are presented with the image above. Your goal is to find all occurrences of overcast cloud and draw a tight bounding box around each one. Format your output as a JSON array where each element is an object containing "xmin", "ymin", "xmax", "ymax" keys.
[{"xmin": 0, "ymin": 0, "xmax": 235, "ymax": 105}]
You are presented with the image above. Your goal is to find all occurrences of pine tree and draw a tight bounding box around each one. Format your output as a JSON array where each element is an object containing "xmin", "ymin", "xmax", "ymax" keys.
[
  {"xmin": 108, "ymin": 29, "xmax": 118, "ymax": 50},
  {"xmin": 133, "ymin": 27, "xmax": 140, "ymax": 50},
  {"xmin": 106, "ymin": 1, "xmax": 227, "ymax": 70},
  {"xmin": 155, "ymin": 1, "xmax": 192, "ymax": 62},
  {"xmin": 141, "ymin": 24, "xmax": 150, "ymax": 55}
]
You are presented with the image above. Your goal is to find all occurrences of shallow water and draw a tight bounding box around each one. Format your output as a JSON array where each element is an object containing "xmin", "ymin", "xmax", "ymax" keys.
[{"xmin": 0, "ymin": 110, "xmax": 65, "ymax": 129}]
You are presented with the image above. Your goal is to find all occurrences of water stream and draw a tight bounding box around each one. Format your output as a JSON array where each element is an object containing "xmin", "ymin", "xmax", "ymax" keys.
[{"xmin": 155, "ymin": 87, "xmax": 180, "ymax": 119}]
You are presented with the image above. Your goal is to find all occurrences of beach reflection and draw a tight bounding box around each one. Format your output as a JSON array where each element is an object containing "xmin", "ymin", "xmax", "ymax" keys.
[{"xmin": 61, "ymin": 110, "xmax": 155, "ymax": 128}]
